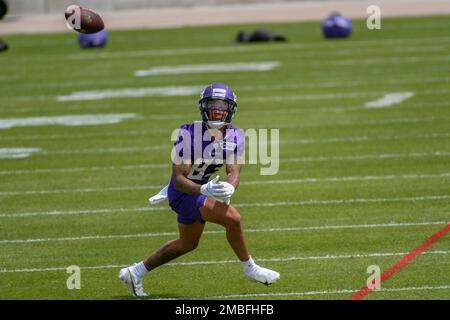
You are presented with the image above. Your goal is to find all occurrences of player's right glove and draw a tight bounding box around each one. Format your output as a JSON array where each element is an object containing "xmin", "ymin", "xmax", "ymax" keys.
[{"xmin": 200, "ymin": 175, "xmax": 234, "ymax": 204}]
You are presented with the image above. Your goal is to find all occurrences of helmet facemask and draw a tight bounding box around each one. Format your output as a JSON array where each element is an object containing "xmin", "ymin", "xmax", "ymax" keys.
[{"xmin": 200, "ymin": 98, "xmax": 236, "ymax": 129}]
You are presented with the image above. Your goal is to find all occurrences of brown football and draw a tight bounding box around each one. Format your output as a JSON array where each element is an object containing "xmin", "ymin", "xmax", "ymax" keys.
[{"xmin": 65, "ymin": 6, "xmax": 104, "ymax": 34}]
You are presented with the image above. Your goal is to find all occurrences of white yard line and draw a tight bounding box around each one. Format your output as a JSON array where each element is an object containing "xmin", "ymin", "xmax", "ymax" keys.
[
  {"xmin": 42, "ymin": 145, "xmax": 168, "ymax": 155},
  {"xmin": 282, "ymin": 151, "xmax": 450, "ymax": 163},
  {"xmin": 324, "ymin": 55, "xmax": 450, "ymax": 66},
  {"xmin": 1, "ymin": 250, "xmax": 449, "ymax": 273},
  {"xmin": 365, "ymin": 92, "xmax": 415, "ymax": 108},
  {"xmin": 55, "ymin": 89, "xmax": 378, "ymax": 103},
  {"xmin": 3, "ymin": 136, "xmax": 448, "ymax": 157},
  {"xmin": 11, "ymin": 145, "xmax": 173, "ymax": 157},
  {"xmin": 235, "ymin": 195, "xmax": 450, "ymax": 208},
  {"xmin": 0, "ymin": 221, "xmax": 446, "ymax": 244},
  {"xmin": 0, "ymin": 114, "xmax": 136, "ymax": 129},
  {"xmin": 240, "ymin": 77, "xmax": 449, "ymax": 93},
  {"xmin": 361, "ymin": 117, "xmax": 439, "ymax": 125},
  {"xmin": 1, "ymin": 172, "xmax": 449, "ymax": 197},
  {"xmin": 0, "ymin": 163, "xmax": 169, "ymax": 175},
  {"xmin": 135, "ymin": 62, "xmax": 280, "ymax": 77},
  {"xmin": 201, "ymin": 285, "xmax": 450, "ymax": 300},
  {"xmin": 0, "ymin": 195, "xmax": 448, "ymax": 219},
  {"xmin": 1, "ymin": 151, "xmax": 449, "ymax": 175},
  {"xmin": 0, "ymin": 185, "xmax": 162, "ymax": 196},
  {"xmin": 0, "ymin": 128, "xmax": 173, "ymax": 141},
  {"xmin": 2, "ymin": 76, "xmax": 447, "ymax": 113},
  {"xmin": 14, "ymin": 72, "xmax": 450, "ymax": 93},
  {"xmin": 57, "ymin": 86, "xmax": 203, "ymax": 102},
  {"xmin": 7, "ymin": 85, "xmax": 450, "ymax": 104},
  {"xmin": 0, "ymin": 119, "xmax": 448, "ymax": 143},
  {"xmin": 283, "ymin": 133, "xmax": 450, "ymax": 145},
  {"xmin": 164, "ymin": 116, "xmax": 444, "ymax": 127},
  {"xmin": 245, "ymin": 88, "xmax": 450, "ymax": 104},
  {"xmin": 68, "ymin": 36, "xmax": 450, "ymax": 60},
  {"xmin": 0, "ymin": 148, "xmax": 41, "ymax": 159},
  {"xmin": 271, "ymin": 102, "xmax": 450, "ymax": 115},
  {"xmin": 0, "ymin": 207, "xmax": 165, "ymax": 218},
  {"xmin": 242, "ymin": 173, "xmax": 450, "ymax": 185},
  {"xmin": 1, "ymin": 119, "xmax": 448, "ymax": 158}
]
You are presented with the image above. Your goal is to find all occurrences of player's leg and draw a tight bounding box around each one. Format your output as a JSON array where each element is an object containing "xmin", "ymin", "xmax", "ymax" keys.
[
  {"xmin": 143, "ymin": 222, "xmax": 205, "ymax": 270},
  {"xmin": 199, "ymin": 198, "xmax": 249, "ymax": 261},
  {"xmin": 119, "ymin": 222, "xmax": 204, "ymax": 296},
  {"xmin": 199, "ymin": 198, "xmax": 280, "ymax": 285}
]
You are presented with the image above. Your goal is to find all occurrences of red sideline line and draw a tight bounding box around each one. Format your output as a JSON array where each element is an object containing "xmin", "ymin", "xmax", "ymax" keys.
[{"xmin": 350, "ymin": 223, "xmax": 450, "ymax": 300}]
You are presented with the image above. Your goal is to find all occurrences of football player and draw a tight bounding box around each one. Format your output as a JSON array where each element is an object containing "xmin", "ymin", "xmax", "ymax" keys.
[{"xmin": 119, "ymin": 83, "xmax": 280, "ymax": 297}]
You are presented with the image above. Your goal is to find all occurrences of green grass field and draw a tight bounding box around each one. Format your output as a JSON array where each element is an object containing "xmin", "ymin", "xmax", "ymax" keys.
[{"xmin": 0, "ymin": 15, "xmax": 449, "ymax": 300}]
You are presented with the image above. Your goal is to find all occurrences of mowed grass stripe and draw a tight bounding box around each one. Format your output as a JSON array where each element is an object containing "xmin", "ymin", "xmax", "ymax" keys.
[
  {"xmin": 2, "ymin": 93, "xmax": 450, "ymax": 116},
  {"xmin": 4, "ymin": 83, "xmax": 450, "ymax": 103},
  {"xmin": 0, "ymin": 221, "xmax": 447, "ymax": 244},
  {"xmin": 0, "ymin": 195, "xmax": 449, "ymax": 218},
  {"xmin": 200, "ymin": 285, "xmax": 450, "ymax": 300},
  {"xmin": 0, "ymin": 126, "xmax": 449, "ymax": 156},
  {"xmin": 0, "ymin": 74, "xmax": 447, "ymax": 97},
  {"xmin": 0, "ymin": 116, "xmax": 444, "ymax": 146},
  {"xmin": 67, "ymin": 35, "xmax": 450, "ymax": 60},
  {"xmin": 1, "ymin": 151, "xmax": 448, "ymax": 176},
  {"xmin": 1, "ymin": 172, "xmax": 449, "ymax": 196},
  {"xmin": 2, "ymin": 250, "xmax": 450, "ymax": 273},
  {"xmin": 3, "ymin": 64, "xmax": 448, "ymax": 99},
  {"xmin": 1, "ymin": 126, "xmax": 449, "ymax": 144}
]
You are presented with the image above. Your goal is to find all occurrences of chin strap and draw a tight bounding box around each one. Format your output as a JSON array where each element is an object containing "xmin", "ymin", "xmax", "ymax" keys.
[{"xmin": 206, "ymin": 120, "xmax": 226, "ymax": 129}]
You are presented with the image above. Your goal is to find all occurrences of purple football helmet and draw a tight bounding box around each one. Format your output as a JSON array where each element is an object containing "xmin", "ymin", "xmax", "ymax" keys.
[
  {"xmin": 322, "ymin": 13, "xmax": 352, "ymax": 38},
  {"xmin": 78, "ymin": 29, "xmax": 108, "ymax": 48},
  {"xmin": 199, "ymin": 83, "xmax": 237, "ymax": 129}
]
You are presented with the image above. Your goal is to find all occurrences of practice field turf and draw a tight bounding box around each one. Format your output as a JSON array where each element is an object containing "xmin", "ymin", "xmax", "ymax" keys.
[{"xmin": 0, "ymin": 15, "xmax": 449, "ymax": 300}]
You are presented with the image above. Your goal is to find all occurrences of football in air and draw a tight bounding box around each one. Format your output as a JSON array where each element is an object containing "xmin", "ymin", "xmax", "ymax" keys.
[{"xmin": 65, "ymin": 5, "xmax": 104, "ymax": 34}]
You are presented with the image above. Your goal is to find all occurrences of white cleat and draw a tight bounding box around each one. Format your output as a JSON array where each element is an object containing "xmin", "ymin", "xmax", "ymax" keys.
[
  {"xmin": 245, "ymin": 265, "xmax": 280, "ymax": 286},
  {"xmin": 119, "ymin": 266, "xmax": 148, "ymax": 297}
]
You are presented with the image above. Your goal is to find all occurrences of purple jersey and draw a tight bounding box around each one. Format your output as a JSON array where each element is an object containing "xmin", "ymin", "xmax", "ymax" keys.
[
  {"xmin": 167, "ymin": 122, "xmax": 244, "ymax": 224},
  {"xmin": 172, "ymin": 121, "xmax": 244, "ymax": 184}
]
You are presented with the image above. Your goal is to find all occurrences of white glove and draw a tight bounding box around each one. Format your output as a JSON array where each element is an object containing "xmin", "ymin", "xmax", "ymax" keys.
[
  {"xmin": 200, "ymin": 176, "xmax": 235, "ymax": 204},
  {"xmin": 218, "ymin": 181, "xmax": 235, "ymax": 205},
  {"xmin": 217, "ymin": 181, "xmax": 235, "ymax": 198},
  {"xmin": 149, "ymin": 184, "xmax": 169, "ymax": 205}
]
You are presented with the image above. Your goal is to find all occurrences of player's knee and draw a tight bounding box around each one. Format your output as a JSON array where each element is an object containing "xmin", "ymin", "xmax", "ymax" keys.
[
  {"xmin": 225, "ymin": 208, "xmax": 241, "ymax": 228},
  {"xmin": 179, "ymin": 240, "xmax": 199, "ymax": 253},
  {"xmin": 189, "ymin": 240, "xmax": 200, "ymax": 251}
]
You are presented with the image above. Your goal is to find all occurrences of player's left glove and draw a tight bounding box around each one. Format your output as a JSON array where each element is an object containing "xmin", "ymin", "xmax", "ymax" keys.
[
  {"xmin": 200, "ymin": 176, "xmax": 235, "ymax": 204},
  {"xmin": 217, "ymin": 181, "xmax": 235, "ymax": 205},
  {"xmin": 217, "ymin": 181, "xmax": 235, "ymax": 198}
]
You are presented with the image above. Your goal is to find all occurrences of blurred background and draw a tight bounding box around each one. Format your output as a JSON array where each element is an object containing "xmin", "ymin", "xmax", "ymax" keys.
[
  {"xmin": 2, "ymin": 0, "xmax": 450, "ymax": 34},
  {"xmin": 2, "ymin": 0, "xmax": 384, "ymax": 14}
]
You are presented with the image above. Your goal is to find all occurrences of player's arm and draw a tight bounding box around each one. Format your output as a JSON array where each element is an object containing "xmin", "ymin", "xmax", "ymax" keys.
[
  {"xmin": 171, "ymin": 163, "xmax": 202, "ymax": 195},
  {"xmin": 172, "ymin": 163, "xmax": 231, "ymax": 201},
  {"xmin": 226, "ymin": 163, "xmax": 242, "ymax": 189},
  {"xmin": 225, "ymin": 128, "xmax": 244, "ymax": 190}
]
